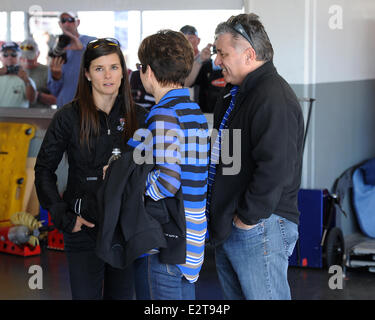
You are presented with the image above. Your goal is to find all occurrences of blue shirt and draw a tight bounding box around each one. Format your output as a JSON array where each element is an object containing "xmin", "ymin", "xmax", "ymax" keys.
[
  {"xmin": 48, "ymin": 34, "xmax": 96, "ymax": 108},
  {"xmin": 128, "ymin": 88, "xmax": 210, "ymax": 283}
]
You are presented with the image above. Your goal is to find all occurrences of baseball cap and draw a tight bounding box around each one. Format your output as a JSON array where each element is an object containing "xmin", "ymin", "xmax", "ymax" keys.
[
  {"xmin": 20, "ymin": 38, "xmax": 39, "ymax": 60},
  {"xmin": 59, "ymin": 11, "xmax": 78, "ymax": 19},
  {"xmin": 1, "ymin": 41, "xmax": 20, "ymax": 53},
  {"xmin": 180, "ymin": 25, "xmax": 198, "ymax": 36}
]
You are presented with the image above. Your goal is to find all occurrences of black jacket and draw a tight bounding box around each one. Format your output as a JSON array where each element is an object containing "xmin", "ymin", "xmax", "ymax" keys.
[
  {"xmin": 34, "ymin": 97, "xmax": 147, "ymax": 235},
  {"xmin": 96, "ymin": 151, "xmax": 186, "ymax": 269},
  {"xmin": 194, "ymin": 59, "xmax": 225, "ymax": 113},
  {"xmin": 209, "ymin": 61, "xmax": 305, "ymax": 246}
]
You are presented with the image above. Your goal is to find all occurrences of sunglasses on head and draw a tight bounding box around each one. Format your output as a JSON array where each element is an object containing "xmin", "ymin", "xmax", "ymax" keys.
[
  {"xmin": 60, "ymin": 17, "xmax": 75, "ymax": 24},
  {"xmin": 3, "ymin": 52, "xmax": 17, "ymax": 58},
  {"xmin": 136, "ymin": 63, "xmax": 147, "ymax": 73},
  {"xmin": 232, "ymin": 23, "xmax": 256, "ymax": 49},
  {"xmin": 88, "ymin": 38, "xmax": 120, "ymax": 49}
]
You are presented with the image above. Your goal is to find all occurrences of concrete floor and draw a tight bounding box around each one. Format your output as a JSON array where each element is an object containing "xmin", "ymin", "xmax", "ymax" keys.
[{"xmin": 1, "ymin": 245, "xmax": 375, "ymax": 300}]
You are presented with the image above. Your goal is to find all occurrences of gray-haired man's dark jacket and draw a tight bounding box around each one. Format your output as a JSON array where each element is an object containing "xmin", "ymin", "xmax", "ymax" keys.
[{"xmin": 209, "ymin": 60, "xmax": 305, "ymax": 246}]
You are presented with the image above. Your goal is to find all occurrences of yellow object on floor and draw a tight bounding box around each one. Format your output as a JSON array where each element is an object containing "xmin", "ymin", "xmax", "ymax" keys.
[{"xmin": 0, "ymin": 122, "xmax": 35, "ymax": 227}]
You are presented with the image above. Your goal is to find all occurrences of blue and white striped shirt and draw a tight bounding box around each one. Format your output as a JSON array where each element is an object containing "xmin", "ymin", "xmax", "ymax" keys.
[
  {"xmin": 206, "ymin": 86, "xmax": 239, "ymax": 216},
  {"xmin": 128, "ymin": 88, "xmax": 209, "ymax": 283}
]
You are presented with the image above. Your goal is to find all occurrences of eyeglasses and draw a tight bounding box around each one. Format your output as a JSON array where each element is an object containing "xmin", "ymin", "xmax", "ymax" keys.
[
  {"xmin": 2, "ymin": 52, "xmax": 17, "ymax": 58},
  {"xmin": 60, "ymin": 17, "xmax": 75, "ymax": 24},
  {"xmin": 20, "ymin": 45, "xmax": 35, "ymax": 51},
  {"xmin": 232, "ymin": 23, "xmax": 255, "ymax": 49},
  {"xmin": 88, "ymin": 38, "xmax": 120, "ymax": 49},
  {"xmin": 136, "ymin": 63, "xmax": 147, "ymax": 73}
]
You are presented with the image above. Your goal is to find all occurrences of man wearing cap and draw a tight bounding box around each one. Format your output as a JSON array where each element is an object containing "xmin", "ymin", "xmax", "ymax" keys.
[
  {"xmin": 48, "ymin": 11, "xmax": 95, "ymax": 107},
  {"xmin": 181, "ymin": 25, "xmax": 225, "ymax": 113},
  {"xmin": 20, "ymin": 38, "xmax": 57, "ymax": 108},
  {"xmin": 0, "ymin": 41, "xmax": 36, "ymax": 108}
]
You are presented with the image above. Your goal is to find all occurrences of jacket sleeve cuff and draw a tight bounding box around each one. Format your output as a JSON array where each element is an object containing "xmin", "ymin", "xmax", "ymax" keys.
[
  {"xmin": 236, "ymin": 203, "xmax": 272, "ymax": 226},
  {"xmin": 49, "ymin": 202, "xmax": 77, "ymax": 233}
]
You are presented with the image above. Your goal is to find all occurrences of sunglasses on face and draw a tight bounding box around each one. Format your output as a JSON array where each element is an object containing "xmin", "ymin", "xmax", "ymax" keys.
[
  {"xmin": 88, "ymin": 38, "xmax": 120, "ymax": 49},
  {"xmin": 3, "ymin": 52, "xmax": 17, "ymax": 58},
  {"xmin": 60, "ymin": 17, "xmax": 75, "ymax": 24},
  {"xmin": 136, "ymin": 63, "xmax": 147, "ymax": 73}
]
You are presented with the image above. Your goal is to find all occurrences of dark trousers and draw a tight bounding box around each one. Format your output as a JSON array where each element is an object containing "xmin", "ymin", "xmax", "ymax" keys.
[{"xmin": 64, "ymin": 230, "xmax": 135, "ymax": 300}]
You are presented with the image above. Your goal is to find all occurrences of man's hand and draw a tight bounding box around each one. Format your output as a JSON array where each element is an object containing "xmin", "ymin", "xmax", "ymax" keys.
[
  {"xmin": 62, "ymin": 30, "xmax": 83, "ymax": 50},
  {"xmin": 72, "ymin": 216, "xmax": 95, "ymax": 233},
  {"xmin": 16, "ymin": 67, "xmax": 36, "ymax": 102},
  {"xmin": 49, "ymin": 57, "xmax": 64, "ymax": 80},
  {"xmin": 233, "ymin": 215, "xmax": 257, "ymax": 230},
  {"xmin": 0, "ymin": 66, "xmax": 7, "ymax": 75},
  {"xmin": 16, "ymin": 67, "xmax": 29, "ymax": 82},
  {"xmin": 200, "ymin": 43, "xmax": 212, "ymax": 62},
  {"xmin": 38, "ymin": 92, "xmax": 57, "ymax": 106}
]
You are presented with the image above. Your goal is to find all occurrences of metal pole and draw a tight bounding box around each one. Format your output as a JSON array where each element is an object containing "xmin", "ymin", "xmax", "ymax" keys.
[
  {"xmin": 140, "ymin": 10, "xmax": 143, "ymax": 40},
  {"xmin": 24, "ymin": 11, "xmax": 31, "ymax": 39},
  {"xmin": 6, "ymin": 11, "xmax": 11, "ymax": 41}
]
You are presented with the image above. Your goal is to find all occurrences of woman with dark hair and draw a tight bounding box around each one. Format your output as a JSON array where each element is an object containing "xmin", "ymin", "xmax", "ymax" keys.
[
  {"xmin": 35, "ymin": 38, "xmax": 147, "ymax": 300},
  {"xmin": 129, "ymin": 30, "xmax": 209, "ymax": 300}
]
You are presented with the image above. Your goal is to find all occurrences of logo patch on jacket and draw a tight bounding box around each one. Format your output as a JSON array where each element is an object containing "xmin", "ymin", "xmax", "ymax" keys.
[
  {"xmin": 211, "ymin": 77, "xmax": 226, "ymax": 88},
  {"xmin": 117, "ymin": 118, "xmax": 125, "ymax": 132}
]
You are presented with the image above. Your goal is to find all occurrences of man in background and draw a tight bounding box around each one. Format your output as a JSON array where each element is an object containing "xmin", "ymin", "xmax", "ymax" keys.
[
  {"xmin": 48, "ymin": 11, "xmax": 95, "ymax": 107},
  {"xmin": 181, "ymin": 25, "xmax": 225, "ymax": 113},
  {"xmin": 0, "ymin": 41, "xmax": 36, "ymax": 108},
  {"xmin": 20, "ymin": 38, "xmax": 56, "ymax": 108}
]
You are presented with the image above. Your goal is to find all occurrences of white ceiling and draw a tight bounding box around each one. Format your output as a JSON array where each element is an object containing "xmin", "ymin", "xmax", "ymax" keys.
[{"xmin": 1, "ymin": 0, "xmax": 244, "ymax": 11}]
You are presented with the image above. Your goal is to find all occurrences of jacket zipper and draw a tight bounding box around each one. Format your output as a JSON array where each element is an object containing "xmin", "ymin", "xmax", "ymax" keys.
[{"xmin": 105, "ymin": 114, "xmax": 111, "ymax": 135}]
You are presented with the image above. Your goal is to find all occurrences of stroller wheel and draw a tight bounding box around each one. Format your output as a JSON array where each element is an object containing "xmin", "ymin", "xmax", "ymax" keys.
[{"xmin": 325, "ymin": 227, "xmax": 345, "ymax": 268}]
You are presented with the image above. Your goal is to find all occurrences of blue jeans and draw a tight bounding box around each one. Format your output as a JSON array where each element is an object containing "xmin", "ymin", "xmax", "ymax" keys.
[
  {"xmin": 136, "ymin": 254, "xmax": 195, "ymax": 300},
  {"xmin": 134, "ymin": 256, "xmax": 151, "ymax": 300},
  {"xmin": 215, "ymin": 214, "xmax": 298, "ymax": 300}
]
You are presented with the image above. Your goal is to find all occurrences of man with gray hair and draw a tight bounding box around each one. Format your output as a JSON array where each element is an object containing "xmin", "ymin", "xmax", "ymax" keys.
[{"xmin": 207, "ymin": 13, "xmax": 304, "ymax": 300}]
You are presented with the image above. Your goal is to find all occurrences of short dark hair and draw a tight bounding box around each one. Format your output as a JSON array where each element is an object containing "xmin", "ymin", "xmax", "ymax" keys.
[
  {"xmin": 215, "ymin": 13, "xmax": 274, "ymax": 62},
  {"xmin": 138, "ymin": 30, "xmax": 194, "ymax": 87}
]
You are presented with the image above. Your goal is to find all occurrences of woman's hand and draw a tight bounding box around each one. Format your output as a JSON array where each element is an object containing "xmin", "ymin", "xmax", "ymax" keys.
[
  {"xmin": 102, "ymin": 165, "xmax": 109, "ymax": 180},
  {"xmin": 72, "ymin": 216, "xmax": 95, "ymax": 233}
]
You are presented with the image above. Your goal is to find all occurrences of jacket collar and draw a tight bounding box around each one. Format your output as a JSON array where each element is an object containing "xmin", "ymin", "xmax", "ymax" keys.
[
  {"xmin": 156, "ymin": 88, "xmax": 190, "ymax": 107},
  {"xmin": 96, "ymin": 94, "xmax": 122, "ymax": 118},
  {"xmin": 218, "ymin": 60, "xmax": 276, "ymax": 127},
  {"xmin": 238, "ymin": 60, "xmax": 276, "ymax": 96}
]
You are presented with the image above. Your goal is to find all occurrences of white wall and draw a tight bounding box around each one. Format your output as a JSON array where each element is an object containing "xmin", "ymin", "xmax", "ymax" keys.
[
  {"xmin": 244, "ymin": 0, "xmax": 375, "ymax": 190},
  {"xmin": 245, "ymin": 0, "xmax": 306, "ymax": 84},
  {"xmin": 315, "ymin": 0, "xmax": 375, "ymax": 83},
  {"xmin": 0, "ymin": 0, "xmax": 243, "ymax": 11},
  {"xmin": 246, "ymin": 0, "xmax": 375, "ymax": 84}
]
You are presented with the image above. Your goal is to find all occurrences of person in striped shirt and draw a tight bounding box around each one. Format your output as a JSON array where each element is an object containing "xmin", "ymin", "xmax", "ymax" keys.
[{"xmin": 128, "ymin": 30, "xmax": 209, "ymax": 300}]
